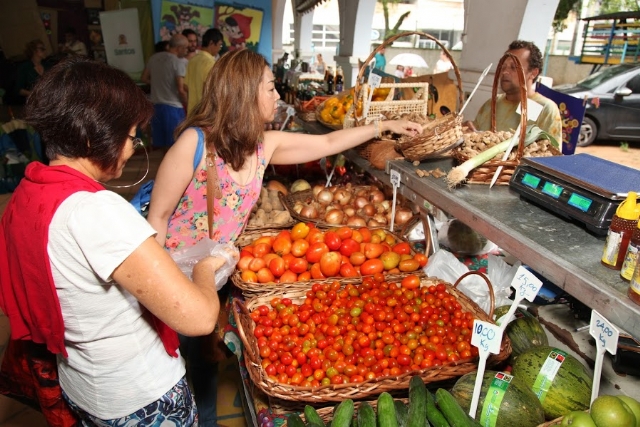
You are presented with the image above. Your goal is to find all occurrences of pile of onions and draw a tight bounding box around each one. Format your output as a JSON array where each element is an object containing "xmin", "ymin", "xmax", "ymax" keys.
[{"xmin": 292, "ymin": 184, "xmax": 414, "ymax": 228}]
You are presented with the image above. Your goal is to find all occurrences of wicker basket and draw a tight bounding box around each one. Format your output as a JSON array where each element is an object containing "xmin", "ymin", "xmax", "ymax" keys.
[
  {"xmin": 451, "ymin": 53, "xmax": 561, "ymax": 185},
  {"xmin": 233, "ymin": 272, "xmax": 511, "ymax": 403},
  {"xmin": 315, "ymin": 98, "xmax": 346, "ymax": 130},
  {"xmin": 351, "ymin": 31, "xmax": 465, "ymax": 162},
  {"xmin": 295, "ymin": 96, "xmax": 330, "ymax": 122}
]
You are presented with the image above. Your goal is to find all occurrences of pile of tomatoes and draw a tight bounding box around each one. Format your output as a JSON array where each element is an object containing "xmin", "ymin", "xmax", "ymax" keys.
[
  {"xmin": 238, "ymin": 222, "xmax": 428, "ymax": 284},
  {"xmin": 249, "ymin": 274, "xmax": 479, "ymax": 387}
]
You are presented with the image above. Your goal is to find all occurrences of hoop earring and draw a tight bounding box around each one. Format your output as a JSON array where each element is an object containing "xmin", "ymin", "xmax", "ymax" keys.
[{"xmin": 101, "ymin": 142, "xmax": 150, "ymax": 189}]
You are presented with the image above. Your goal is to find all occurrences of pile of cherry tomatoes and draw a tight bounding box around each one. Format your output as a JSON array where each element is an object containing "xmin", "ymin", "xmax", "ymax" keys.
[
  {"xmin": 238, "ymin": 222, "xmax": 428, "ymax": 284},
  {"xmin": 249, "ymin": 274, "xmax": 479, "ymax": 387}
]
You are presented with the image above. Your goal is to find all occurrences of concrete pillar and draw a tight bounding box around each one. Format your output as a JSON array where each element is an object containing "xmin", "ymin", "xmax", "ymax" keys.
[
  {"xmin": 293, "ymin": 10, "xmax": 315, "ymax": 62},
  {"xmin": 335, "ymin": 0, "xmax": 377, "ymax": 87},
  {"xmin": 271, "ymin": 0, "xmax": 287, "ymax": 65},
  {"xmin": 458, "ymin": 0, "xmax": 560, "ymax": 119}
]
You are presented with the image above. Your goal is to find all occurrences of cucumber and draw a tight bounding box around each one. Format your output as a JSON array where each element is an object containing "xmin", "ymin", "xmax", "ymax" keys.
[
  {"xmin": 304, "ymin": 405, "xmax": 326, "ymax": 427},
  {"xmin": 426, "ymin": 388, "xmax": 449, "ymax": 427},
  {"xmin": 331, "ymin": 399, "xmax": 355, "ymax": 427},
  {"xmin": 377, "ymin": 392, "xmax": 398, "ymax": 427},
  {"xmin": 436, "ymin": 388, "xmax": 474, "ymax": 427},
  {"xmin": 308, "ymin": 423, "xmax": 325, "ymax": 427},
  {"xmin": 351, "ymin": 418, "xmax": 359, "ymax": 427},
  {"xmin": 358, "ymin": 402, "xmax": 376, "ymax": 427},
  {"xmin": 287, "ymin": 413, "xmax": 306, "ymax": 427},
  {"xmin": 407, "ymin": 376, "xmax": 428, "ymax": 427},
  {"xmin": 394, "ymin": 400, "xmax": 409, "ymax": 427}
]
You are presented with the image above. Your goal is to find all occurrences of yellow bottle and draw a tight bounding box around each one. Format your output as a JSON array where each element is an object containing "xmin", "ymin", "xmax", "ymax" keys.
[{"xmin": 602, "ymin": 192, "xmax": 639, "ymax": 270}]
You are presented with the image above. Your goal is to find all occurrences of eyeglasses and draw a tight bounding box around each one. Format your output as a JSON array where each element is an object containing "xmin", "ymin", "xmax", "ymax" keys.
[{"xmin": 101, "ymin": 134, "xmax": 149, "ymax": 189}]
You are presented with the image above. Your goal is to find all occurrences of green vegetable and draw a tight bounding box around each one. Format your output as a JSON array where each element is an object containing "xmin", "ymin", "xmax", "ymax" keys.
[
  {"xmin": 377, "ymin": 392, "xmax": 398, "ymax": 427},
  {"xmin": 494, "ymin": 305, "xmax": 548, "ymax": 362},
  {"xmin": 436, "ymin": 388, "xmax": 476, "ymax": 427},
  {"xmin": 287, "ymin": 413, "xmax": 306, "ymax": 427},
  {"xmin": 394, "ymin": 400, "xmax": 409, "ymax": 427},
  {"xmin": 357, "ymin": 401, "xmax": 376, "ymax": 427},
  {"xmin": 408, "ymin": 376, "xmax": 428, "ymax": 427},
  {"xmin": 426, "ymin": 388, "xmax": 450, "ymax": 427},
  {"xmin": 304, "ymin": 405, "xmax": 326, "ymax": 427},
  {"xmin": 331, "ymin": 399, "xmax": 355, "ymax": 427},
  {"xmin": 451, "ymin": 370, "xmax": 545, "ymax": 427}
]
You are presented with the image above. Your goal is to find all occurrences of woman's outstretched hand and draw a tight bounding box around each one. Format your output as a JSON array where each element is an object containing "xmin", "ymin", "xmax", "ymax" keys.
[{"xmin": 384, "ymin": 120, "xmax": 423, "ymax": 137}]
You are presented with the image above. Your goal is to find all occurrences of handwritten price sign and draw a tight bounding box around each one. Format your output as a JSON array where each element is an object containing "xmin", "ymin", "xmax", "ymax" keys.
[
  {"xmin": 588, "ymin": 310, "xmax": 620, "ymax": 404},
  {"xmin": 511, "ymin": 267, "xmax": 543, "ymax": 302},
  {"xmin": 471, "ymin": 320, "xmax": 502, "ymax": 355},
  {"xmin": 390, "ymin": 170, "xmax": 401, "ymax": 188}
]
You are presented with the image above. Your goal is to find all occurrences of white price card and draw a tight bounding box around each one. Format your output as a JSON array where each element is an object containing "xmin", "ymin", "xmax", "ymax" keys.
[
  {"xmin": 471, "ymin": 320, "xmax": 502, "ymax": 355},
  {"xmin": 368, "ymin": 73, "xmax": 382, "ymax": 88},
  {"xmin": 588, "ymin": 310, "xmax": 620, "ymax": 404},
  {"xmin": 511, "ymin": 266, "xmax": 543, "ymax": 302},
  {"xmin": 286, "ymin": 106, "xmax": 295, "ymax": 116},
  {"xmin": 390, "ymin": 169, "xmax": 401, "ymax": 188}
]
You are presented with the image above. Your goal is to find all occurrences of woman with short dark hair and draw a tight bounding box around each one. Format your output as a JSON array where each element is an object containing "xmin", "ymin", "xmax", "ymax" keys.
[
  {"xmin": 0, "ymin": 56, "xmax": 224, "ymax": 426},
  {"xmin": 16, "ymin": 39, "xmax": 49, "ymax": 100}
]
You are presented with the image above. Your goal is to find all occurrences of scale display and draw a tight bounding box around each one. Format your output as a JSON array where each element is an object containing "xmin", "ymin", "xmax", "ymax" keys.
[{"xmin": 509, "ymin": 154, "xmax": 640, "ymax": 236}]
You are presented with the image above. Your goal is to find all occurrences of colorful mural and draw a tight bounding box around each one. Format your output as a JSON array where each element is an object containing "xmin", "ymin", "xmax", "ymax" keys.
[
  {"xmin": 214, "ymin": 3, "xmax": 263, "ymax": 52},
  {"xmin": 159, "ymin": 1, "xmax": 214, "ymax": 40}
]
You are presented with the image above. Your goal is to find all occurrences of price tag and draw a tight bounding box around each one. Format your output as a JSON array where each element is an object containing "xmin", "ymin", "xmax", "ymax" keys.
[
  {"xmin": 510, "ymin": 266, "xmax": 543, "ymax": 302},
  {"xmin": 469, "ymin": 319, "xmax": 503, "ymax": 418},
  {"xmin": 286, "ymin": 106, "xmax": 295, "ymax": 116},
  {"xmin": 589, "ymin": 310, "xmax": 619, "ymax": 354},
  {"xmin": 471, "ymin": 320, "xmax": 502, "ymax": 355},
  {"xmin": 390, "ymin": 169, "xmax": 401, "ymax": 188},
  {"xmin": 368, "ymin": 73, "xmax": 382, "ymax": 88},
  {"xmin": 588, "ymin": 310, "xmax": 619, "ymax": 404}
]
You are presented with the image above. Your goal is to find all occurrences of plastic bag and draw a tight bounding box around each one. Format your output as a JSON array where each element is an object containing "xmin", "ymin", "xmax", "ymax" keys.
[
  {"xmin": 171, "ymin": 239, "xmax": 239, "ymax": 290},
  {"xmin": 424, "ymin": 249, "xmax": 518, "ymax": 314}
]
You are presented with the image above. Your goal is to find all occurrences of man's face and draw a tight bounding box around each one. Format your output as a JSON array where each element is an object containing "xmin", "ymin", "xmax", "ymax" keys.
[
  {"xmin": 211, "ymin": 40, "xmax": 223, "ymax": 56},
  {"xmin": 500, "ymin": 48, "xmax": 534, "ymax": 96},
  {"xmin": 186, "ymin": 34, "xmax": 198, "ymax": 52}
]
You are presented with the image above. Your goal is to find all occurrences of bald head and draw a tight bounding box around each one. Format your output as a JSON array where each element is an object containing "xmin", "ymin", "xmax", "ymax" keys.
[{"xmin": 168, "ymin": 34, "xmax": 188, "ymax": 58}]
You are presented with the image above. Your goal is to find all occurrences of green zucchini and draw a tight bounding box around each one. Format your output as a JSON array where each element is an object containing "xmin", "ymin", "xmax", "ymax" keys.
[
  {"xmin": 426, "ymin": 388, "xmax": 449, "ymax": 427},
  {"xmin": 304, "ymin": 405, "xmax": 326, "ymax": 427},
  {"xmin": 331, "ymin": 399, "xmax": 355, "ymax": 427},
  {"xmin": 394, "ymin": 400, "xmax": 409, "ymax": 427},
  {"xmin": 435, "ymin": 388, "xmax": 474, "ymax": 427},
  {"xmin": 358, "ymin": 402, "xmax": 376, "ymax": 427},
  {"xmin": 407, "ymin": 376, "xmax": 428, "ymax": 427},
  {"xmin": 377, "ymin": 392, "xmax": 398, "ymax": 427},
  {"xmin": 308, "ymin": 423, "xmax": 325, "ymax": 427},
  {"xmin": 287, "ymin": 413, "xmax": 306, "ymax": 427}
]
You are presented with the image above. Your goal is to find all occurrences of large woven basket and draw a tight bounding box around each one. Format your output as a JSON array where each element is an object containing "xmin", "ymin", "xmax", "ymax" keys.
[
  {"xmin": 295, "ymin": 96, "xmax": 329, "ymax": 122},
  {"xmin": 233, "ymin": 272, "xmax": 512, "ymax": 403},
  {"xmin": 451, "ymin": 53, "xmax": 561, "ymax": 185},
  {"xmin": 231, "ymin": 225, "xmax": 425, "ymax": 298},
  {"xmin": 352, "ymin": 31, "xmax": 465, "ymax": 162}
]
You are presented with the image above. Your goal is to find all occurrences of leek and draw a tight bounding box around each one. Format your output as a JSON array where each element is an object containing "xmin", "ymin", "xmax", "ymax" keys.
[{"xmin": 446, "ymin": 125, "xmax": 558, "ymax": 188}]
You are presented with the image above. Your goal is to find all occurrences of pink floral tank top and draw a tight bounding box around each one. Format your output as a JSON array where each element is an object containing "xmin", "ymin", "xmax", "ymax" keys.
[{"xmin": 164, "ymin": 129, "xmax": 266, "ymax": 252}]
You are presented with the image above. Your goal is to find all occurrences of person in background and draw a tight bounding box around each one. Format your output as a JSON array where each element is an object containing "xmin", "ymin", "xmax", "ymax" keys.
[
  {"xmin": 185, "ymin": 28, "xmax": 223, "ymax": 114},
  {"xmin": 16, "ymin": 39, "xmax": 49, "ymax": 102},
  {"xmin": 404, "ymin": 66, "xmax": 414, "ymax": 77},
  {"xmin": 395, "ymin": 64, "xmax": 405, "ymax": 78},
  {"xmin": 146, "ymin": 49, "xmax": 422, "ymax": 426},
  {"xmin": 373, "ymin": 45, "xmax": 386, "ymax": 71},
  {"xmin": 433, "ymin": 50, "xmax": 453, "ymax": 74},
  {"xmin": 141, "ymin": 34, "xmax": 189, "ymax": 150},
  {"xmin": 182, "ymin": 28, "xmax": 199, "ymax": 60},
  {"xmin": 60, "ymin": 27, "xmax": 87, "ymax": 56},
  {"xmin": 466, "ymin": 40, "xmax": 562, "ymax": 143},
  {"xmin": 154, "ymin": 40, "xmax": 170, "ymax": 53},
  {"xmin": 0, "ymin": 57, "xmax": 225, "ymax": 426},
  {"xmin": 315, "ymin": 53, "xmax": 326, "ymax": 75}
]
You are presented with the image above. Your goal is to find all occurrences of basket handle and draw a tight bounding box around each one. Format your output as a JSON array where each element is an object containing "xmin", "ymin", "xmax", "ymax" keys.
[
  {"xmin": 356, "ymin": 32, "xmax": 464, "ymax": 111},
  {"xmin": 232, "ymin": 299, "xmax": 261, "ymax": 365},
  {"xmin": 399, "ymin": 214, "xmax": 432, "ymax": 257},
  {"xmin": 452, "ymin": 270, "xmax": 495, "ymax": 318},
  {"xmin": 490, "ymin": 52, "xmax": 528, "ymax": 160}
]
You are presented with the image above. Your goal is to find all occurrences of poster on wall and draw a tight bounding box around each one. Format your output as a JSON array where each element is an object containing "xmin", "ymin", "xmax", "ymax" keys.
[
  {"xmin": 214, "ymin": 3, "xmax": 263, "ymax": 52},
  {"xmin": 100, "ymin": 9, "xmax": 145, "ymax": 81},
  {"xmin": 159, "ymin": 1, "xmax": 213, "ymax": 40}
]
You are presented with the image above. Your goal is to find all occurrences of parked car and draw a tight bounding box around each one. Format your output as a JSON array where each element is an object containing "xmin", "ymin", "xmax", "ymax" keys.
[{"xmin": 554, "ymin": 64, "xmax": 640, "ymax": 146}]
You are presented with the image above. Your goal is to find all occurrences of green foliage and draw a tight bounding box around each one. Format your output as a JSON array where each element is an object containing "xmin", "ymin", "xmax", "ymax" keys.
[
  {"xmin": 379, "ymin": 0, "xmax": 412, "ymax": 40},
  {"xmin": 621, "ymin": 142, "xmax": 630, "ymax": 151},
  {"xmin": 553, "ymin": 0, "xmax": 582, "ymax": 33},
  {"xmin": 591, "ymin": 0, "xmax": 640, "ymax": 13}
]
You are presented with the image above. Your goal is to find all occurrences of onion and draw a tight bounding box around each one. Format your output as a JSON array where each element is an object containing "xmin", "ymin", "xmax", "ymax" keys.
[
  {"xmin": 328, "ymin": 185, "xmax": 339, "ymax": 193},
  {"xmin": 354, "ymin": 196, "xmax": 369, "ymax": 209},
  {"xmin": 355, "ymin": 188, "xmax": 369, "ymax": 198},
  {"xmin": 266, "ymin": 180, "xmax": 288, "ymax": 195},
  {"xmin": 380, "ymin": 200, "xmax": 391, "ymax": 211},
  {"xmin": 374, "ymin": 202, "xmax": 386, "ymax": 214},
  {"xmin": 346, "ymin": 216, "xmax": 367, "ymax": 227},
  {"xmin": 333, "ymin": 189, "xmax": 352, "ymax": 206},
  {"xmin": 316, "ymin": 189, "xmax": 334, "ymax": 205},
  {"xmin": 293, "ymin": 201, "xmax": 304, "ymax": 214},
  {"xmin": 373, "ymin": 213, "xmax": 387, "ymax": 225},
  {"xmin": 343, "ymin": 206, "xmax": 356, "ymax": 217},
  {"xmin": 394, "ymin": 208, "xmax": 414, "ymax": 226},
  {"xmin": 362, "ymin": 203, "xmax": 376, "ymax": 217},
  {"xmin": 368, "ymin": 219, "xmax": 385, "ymax": 228},
  {"xmin": 369, "ymin": 190, "xmax": 385, "ymax": 203},
  {"xmin": 312, "ymin": 184, "xmax": 325, "ymax": 198},
  {"xmin": 325, "ymin": 208, "xmax": 345, "ymax": 225},
  {"xmin": 300, "ymin": 205, "xmax": 318, "ymax": 219}
]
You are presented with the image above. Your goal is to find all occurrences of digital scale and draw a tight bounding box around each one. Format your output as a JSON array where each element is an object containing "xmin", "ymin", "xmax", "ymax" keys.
[{"xmin": 509, "ymin": 154, "xmax": 640, "ymax": 236}]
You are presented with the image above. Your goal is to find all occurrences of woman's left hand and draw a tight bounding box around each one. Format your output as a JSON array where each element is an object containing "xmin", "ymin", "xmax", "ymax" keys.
[{"xmin": 384, "ymin": 120, "xmax": 423, "ymax": 137}]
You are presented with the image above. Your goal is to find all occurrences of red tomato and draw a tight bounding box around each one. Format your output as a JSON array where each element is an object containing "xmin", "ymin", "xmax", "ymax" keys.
[
  {"xmin": 237, "ymin": 255, "xmax": 254, "ymax": 271},
  {"xmin": 349, "ymin": 251, "xmax": 366, "ymax": 266},
  {"xmin": 306, "ymin": 228, "xmax": 325, "ymax": 244},
  {"xmin": 279, "ymin": 270, "xmax": 298, "ymax": 283},
  {"xmin": 306, "ymin": 242, "xmax": 329, "ymax": 263},
  {"xmin": 401, "ymin": 275, "xmax": 421, "ymax": 290},
  {"xmin": 324, "ymin": 231, "xmax": 342, "ymax": 251},
  {"xmin": 248, "ymin": 257, "xmax": 266, "ymax": 272},
  {"xmin": 399, "ymin": 258, "xmax": 420, "ymax": 272},
  {"xmin": 319, "ymin": 251, "xmax": 341, "ymax": 277},
  {"xmin": 358, "ymin": 227, "xmax": 372, "ymax": 243},
  {"xmin": 252, "ymin": 242, "xmax": 272, "ymax": 258},
  {"xmin": 298, "ymin": 271, "xmax": 311, "ymax": 282},
  {"xmin": 289, "ymin": 258, "xmax": 309, "ymax": 274},
  {"xmin": 339, "ymin": 238, "xmax": 360, "ymax": 257},
  {"xmin": 336, "ymin": 226, "xmax": 353, "ymax": 240},
  {"xmin": 241, "ymin": 270, "xmax": 257, "ymax": 282},
  {"xmin": 256, "ymin": 267, "xmax": 275, "ymax": 283},
  {"xmin": 290, "ymin": 239, "xmax": 309, "ymax": 257},
  {"xmin": 340, "ymin": 262, "xmax": 359, "ymax": 278},
  {"xmin": 360, "ymin": 259, "xmax": 384, "ymax": 276},
  {"xmin": 310, "ymin": 262, "xmax": 326, "ymax": 279},
  {"xmin": 363, "ymin": 243, "xmax": 385, "ymax": 259},
  {"xmin": 268, "ymin": 257, "xmax": 285, "ymax": 277},
  {"xmin": 272, "ymin": 237, "xmax": 292, "ymax": 256},
  {"xmin": 414, "ymin": 252, "xmax": 428, "ymax": 267},
  {"xmin": 239, "ymin": 247, "xmax": 253, "ymax": 257}
]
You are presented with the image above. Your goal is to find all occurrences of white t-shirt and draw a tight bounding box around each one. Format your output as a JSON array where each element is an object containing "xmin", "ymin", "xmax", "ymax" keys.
[{"xmin": 49, "ymin": 191, "xmax": 185, "ymax": 419}]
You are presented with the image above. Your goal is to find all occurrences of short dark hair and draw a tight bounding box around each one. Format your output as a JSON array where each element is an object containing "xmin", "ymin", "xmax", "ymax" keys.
[
  {"xmin": 202, "ymin": 28, "xmax": 223, "ymax": 48},
  {"xmin": 508, "ymin": 40, "xmax": 543, "ymax": 71},
  {"xmin": 24, "ymin": 39, "xmax": 44, "ymax": 59},
  {"xmin": 154, "ymin": 40, "xmax": 169, "ymax": 53},
  {"xmin": 26, "ymin": 57, "xmax": 153, "ymax": 172},
  {"xmin": 182, "ymin": 28, "xmax": 197, "ymax": 38}
]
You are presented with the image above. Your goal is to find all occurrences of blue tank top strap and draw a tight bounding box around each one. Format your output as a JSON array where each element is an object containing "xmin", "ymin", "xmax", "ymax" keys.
[{"xmin": 192, "ymin": 127, "xmax": 205, "ymax": 170}]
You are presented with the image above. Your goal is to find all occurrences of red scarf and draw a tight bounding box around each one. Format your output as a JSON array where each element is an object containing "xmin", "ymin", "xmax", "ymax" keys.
[{"xmin": 0, "ymin": 162, "xmax": 179, "ymax": 357}]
